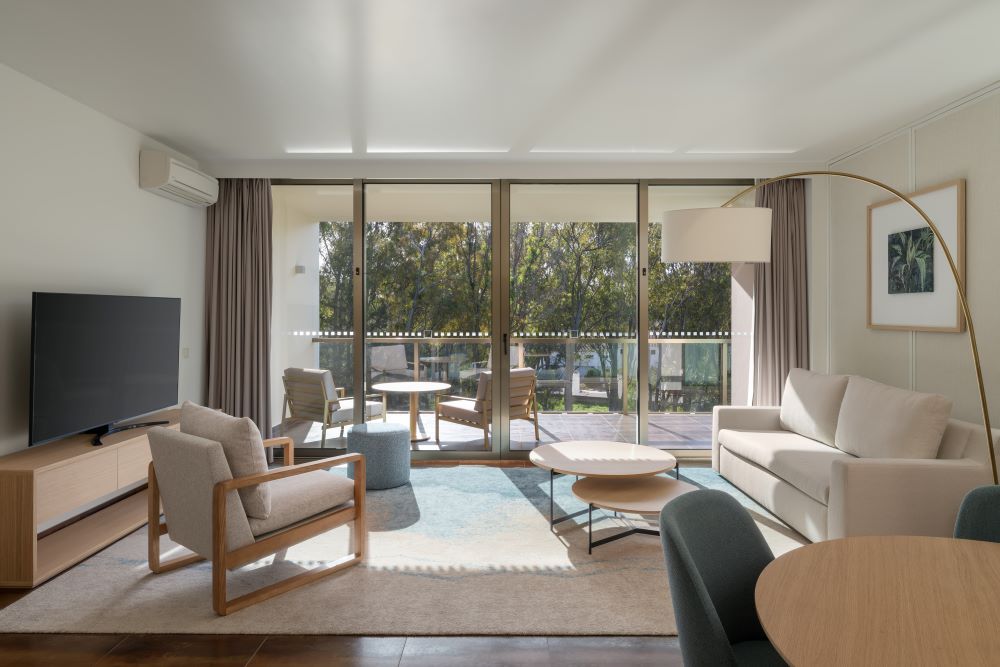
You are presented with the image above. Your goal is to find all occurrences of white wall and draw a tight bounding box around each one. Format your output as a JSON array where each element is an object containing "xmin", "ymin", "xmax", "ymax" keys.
[
  {"xmin": 0, "ymin": 64, "xmax": 206, "ymax": 456},
  {"xmin": 269, "ymin": 187, "xmax": 334, "ymax": 427},
  {"xmin": 816, "ymin": 86, "xmax": 1000, "ymax": 424}
]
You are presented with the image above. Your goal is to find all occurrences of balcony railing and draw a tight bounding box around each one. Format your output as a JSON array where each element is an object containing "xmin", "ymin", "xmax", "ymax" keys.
[{"xmin": 306, "ymin": 332, "xmax": 732, "ymax": 415}]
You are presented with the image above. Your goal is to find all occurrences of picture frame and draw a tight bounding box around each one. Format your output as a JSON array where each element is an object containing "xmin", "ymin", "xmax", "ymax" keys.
[{"xmin": 867, "ymin": 179, "xmax": 965, "ymax": 332}]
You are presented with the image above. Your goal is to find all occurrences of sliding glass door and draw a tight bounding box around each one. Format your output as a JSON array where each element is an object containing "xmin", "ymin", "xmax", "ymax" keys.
[
  {"xmin": 363, "ymin": 184, "xmax": 495, "ymax": 452},
  {"xmin": 508, "ymin": 184, "xmax": 638, "ymax": 450},
  {"xmin": 645, "ymin": 185, "xmax": 749, "ymax": 452},
  {"xmin": 272, "ymin": 180, "xmax": 754, "ymax": 458}
]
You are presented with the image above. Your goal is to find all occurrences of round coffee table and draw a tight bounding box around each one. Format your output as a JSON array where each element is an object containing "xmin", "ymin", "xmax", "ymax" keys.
[
  {"xmin": 530, "ymin": 441, "xmax": 678, "ymax": 527},
  {"xmin": 371, "ymin": 381, "xmax": 450, "ymax": 442},
  {"xmin": 572, "ymin": 476, "xmax": 696, "ymax": 553}
]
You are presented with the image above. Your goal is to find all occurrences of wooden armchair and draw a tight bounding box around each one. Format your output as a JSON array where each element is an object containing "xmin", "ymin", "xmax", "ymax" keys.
[
  {"xmin": 282, "ymin": 367, "xmax": 385, "ymax": 447},
  {"xmin": 146, "ymin": 407, "xmax": 366, "ymax": 616},
  {"xmin": 435, "ymin": 368, "xmax": 540, "ymax": 450}
]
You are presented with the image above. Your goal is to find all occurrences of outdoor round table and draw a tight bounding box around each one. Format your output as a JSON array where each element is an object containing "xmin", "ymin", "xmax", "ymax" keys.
[
  {"xmin": 371, "ymin": 381, "xmax": 450, "ymax": 442},
  {"xmin": 755, "ymin": 535, "xmax": 1000, "ymax": 666},
  {"xmin": 529, "ymin": 440, "xmax": 678, "ymax": 528}
]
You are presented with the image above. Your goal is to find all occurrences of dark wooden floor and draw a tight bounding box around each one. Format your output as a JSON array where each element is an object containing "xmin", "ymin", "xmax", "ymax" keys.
[
  {"xmin": 0, "ymin": 633, "xmax": 682, "ymax": 666},
  {"xmin": 0, "ymin": 588, "xmax": 682, "ymax": 665}
]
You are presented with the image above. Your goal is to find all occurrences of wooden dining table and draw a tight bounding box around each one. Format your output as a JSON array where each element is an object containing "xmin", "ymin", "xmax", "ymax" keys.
[{"xmin": 755, "ymin": 535, "xmax": 1000, "ymax": 667}]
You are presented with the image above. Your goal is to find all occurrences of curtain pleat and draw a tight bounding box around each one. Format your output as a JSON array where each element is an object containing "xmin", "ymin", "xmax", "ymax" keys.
[
  {"xmin": 753, "ymin": 179, "xmax": 808, "ymax": 405},
  {"xmin": 205, "ymin": 179, "xmax": 272, "ymax": 435}
]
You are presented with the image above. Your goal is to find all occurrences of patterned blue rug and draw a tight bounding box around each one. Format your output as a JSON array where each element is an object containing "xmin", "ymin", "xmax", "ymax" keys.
[{"xmin": 0, "ymin": 465, "xmax": 804, "ymax": 635}]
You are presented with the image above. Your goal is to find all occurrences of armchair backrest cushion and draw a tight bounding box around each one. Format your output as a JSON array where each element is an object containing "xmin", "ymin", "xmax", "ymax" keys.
[
  {"xmin": 834, "ymin": 376, "xmax": 952, "ymax": 459},
  {"xmin": 148, "ymin": 427, "xmax": 255, "ymax": 558},
  {"xmin": 180, "ymin": 401, "xmax": 271, "ymax": 519},
  {"xmin": 779, "ymin": 368, "xmax": 849, "ymax": 447},
  {"xmin": 284, "ymin": 368, "xmax": 339, "ymax": 419},
  {"xmin": 509, "ymin": 368, "xmax": 537, "ymax": 418},
  {"xmin": 371, "ymin": 344, "xmax": 408, "ymax": 372},
  {"xmin": 473, "ymin": 368, "xmax": 536, "ymax": 415},
  {"xmin": 474, "ymin": 370, "xmax": 492, "ymax": 412}
]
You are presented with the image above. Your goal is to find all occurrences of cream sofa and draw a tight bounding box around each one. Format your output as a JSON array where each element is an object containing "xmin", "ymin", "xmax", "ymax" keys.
[{"xmin": 713, "ymin": 369, "xmax": 996, "ymax": 542}]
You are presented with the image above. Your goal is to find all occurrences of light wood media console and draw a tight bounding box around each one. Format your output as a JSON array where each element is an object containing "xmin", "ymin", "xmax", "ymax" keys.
[{"xmin": 0, "ymin": 409, "xmax": 178, "ymax": 588}]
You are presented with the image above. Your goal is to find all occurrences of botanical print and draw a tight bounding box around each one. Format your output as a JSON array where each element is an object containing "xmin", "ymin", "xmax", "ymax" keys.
[{"xmin": 888, "ymin": 227, "xmax": 935, "ymax": 294}]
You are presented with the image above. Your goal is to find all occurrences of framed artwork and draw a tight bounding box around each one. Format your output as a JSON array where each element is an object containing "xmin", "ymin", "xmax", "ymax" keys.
[{"xmin": 867, "ymin": 179, "xmax": 965, "ymax": 332}]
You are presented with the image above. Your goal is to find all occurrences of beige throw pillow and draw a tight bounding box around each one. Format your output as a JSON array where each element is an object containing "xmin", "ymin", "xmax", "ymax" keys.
[
  {"xmin": 834, "ymin": 377, "xmax": 952, "ymax": 459},
  {"xmin": 180, "ymin": 401, "xmax": 271, "ymax": 519},
  {"xmin": 779, "ymin": 368, "xmax": 849, "ymax": 447}
]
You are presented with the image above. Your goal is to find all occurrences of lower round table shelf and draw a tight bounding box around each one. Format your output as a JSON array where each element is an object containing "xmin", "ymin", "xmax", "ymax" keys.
[{"xmin": 572, "ymin": 475, "xmax": 697, "ymax": 553}]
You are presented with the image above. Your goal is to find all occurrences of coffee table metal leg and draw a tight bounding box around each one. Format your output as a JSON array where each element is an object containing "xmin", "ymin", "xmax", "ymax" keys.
[
  {"xmin": 676, "ymin": 459, "xmax": 680, "ymax": 480},
  {"xmin": 548, "ymin": 469, "xmax": 588, "ymax": 529},
  {"xmin": 588, "ymin": 504, "xmax": 593, "ymax": 554}
]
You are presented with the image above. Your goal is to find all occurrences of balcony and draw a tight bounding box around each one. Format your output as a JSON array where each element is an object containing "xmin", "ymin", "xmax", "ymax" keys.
[{"xmin": 289, "ymin": 333, "xmax": 728, "ymax": 452}]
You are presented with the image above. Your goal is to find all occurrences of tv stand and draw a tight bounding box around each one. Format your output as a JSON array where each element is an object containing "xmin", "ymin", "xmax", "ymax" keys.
[
  {"xmin": 0, "ymin": 408, "xmax": 178, "ymax": 588},
  {"xmin": 89, "ymin": 420, "xmax": 170, "ymax": 446}
]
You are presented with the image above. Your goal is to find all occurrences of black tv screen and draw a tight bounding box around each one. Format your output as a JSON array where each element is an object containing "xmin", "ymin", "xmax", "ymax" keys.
[{"xmin": 30, "ymin": 292, "xmax": 181, "ymax": 445}]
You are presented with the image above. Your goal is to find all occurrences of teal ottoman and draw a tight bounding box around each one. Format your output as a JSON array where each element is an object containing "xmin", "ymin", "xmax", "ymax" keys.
[{"xmin": 347, "ymin": 422, "xmax": 411, "ymax": 490}]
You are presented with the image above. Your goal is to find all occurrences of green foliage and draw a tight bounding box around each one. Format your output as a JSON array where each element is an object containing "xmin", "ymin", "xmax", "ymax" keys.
[
  {"xmin": 888, "ymin": 227, "xmax": 934, "ymax": 294},
  {"xmin": 317, "ymin": 217, "xmax": 732, "ymax": 412}
]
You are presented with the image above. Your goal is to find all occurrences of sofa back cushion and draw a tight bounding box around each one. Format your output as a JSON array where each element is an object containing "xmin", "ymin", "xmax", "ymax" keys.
[
  {"xmin": 779, "ymin": 368, "xmax": 849, "ymax": 447},
  {"xmin": 834, "ymin": 377, "xmax": 952, "ymax": 459},
  {"xmin": 180, "ymin": 401, "xmax": 271, "ymax": 519}
]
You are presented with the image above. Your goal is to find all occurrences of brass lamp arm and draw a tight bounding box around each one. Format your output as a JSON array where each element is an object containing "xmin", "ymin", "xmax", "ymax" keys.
[{"xmin": 723, "ymin": 170, "xmax": 996, "ymax": 484}]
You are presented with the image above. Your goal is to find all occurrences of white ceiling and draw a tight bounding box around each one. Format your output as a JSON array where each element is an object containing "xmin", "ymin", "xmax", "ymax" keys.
[{"xmin": 2, "ymin": 0, "xmax": 999, "ymax": 172}]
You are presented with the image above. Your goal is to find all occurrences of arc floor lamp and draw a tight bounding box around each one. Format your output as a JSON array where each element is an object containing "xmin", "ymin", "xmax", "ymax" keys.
[{"xmin": 662, "ymin": 170, "xmax": 997, "ymax": 484}]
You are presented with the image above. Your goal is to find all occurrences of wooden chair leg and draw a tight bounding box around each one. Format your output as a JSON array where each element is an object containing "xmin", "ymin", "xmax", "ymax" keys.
[
  {"xmin": 483, "ymin": 415, "xmax": 490, "ymax": 450},
  {"xmin": 321, "ymin": 424, "xmax": 327, "ymax": 448}
]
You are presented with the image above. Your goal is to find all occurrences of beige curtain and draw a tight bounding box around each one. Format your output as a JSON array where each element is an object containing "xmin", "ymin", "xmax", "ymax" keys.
[
  {"xmin": 205, "ymin": 179, "xmax": 272, "ymax": 435},
  {"xmin": 753, "ymin": 179, "xmax": 808, "ymax": 405}
]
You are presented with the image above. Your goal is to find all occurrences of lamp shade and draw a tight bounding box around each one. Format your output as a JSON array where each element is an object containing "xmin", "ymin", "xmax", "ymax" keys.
[{"xmin": 661, "ymin": 207, "xmax": 772, "ymax": 263}]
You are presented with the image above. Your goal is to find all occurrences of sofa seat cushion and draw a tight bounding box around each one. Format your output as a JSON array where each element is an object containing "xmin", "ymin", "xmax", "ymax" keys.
[
  {"xmin": 438, "ymin": 399, "xmax": 484, "ymax": 423},
  {"xmin": 835, "ymin": 376, "xmax": 952, "ymax": 459},
  {"xmin": 779, "ymin": 368, "xmax": 849, "ymax": 447},
  {"xmin": 248, "ymin": 470, "xmax": 355, "ymax": 537},
  {"xmin": 718, "ymin": 429, "xmax": 854, "ymax": 504}
]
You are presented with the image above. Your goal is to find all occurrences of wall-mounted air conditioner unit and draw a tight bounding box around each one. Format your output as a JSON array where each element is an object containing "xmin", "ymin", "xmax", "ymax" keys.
[{"xmin": 139, "ymin": 150, "xmax": 219, "ymax": 207}]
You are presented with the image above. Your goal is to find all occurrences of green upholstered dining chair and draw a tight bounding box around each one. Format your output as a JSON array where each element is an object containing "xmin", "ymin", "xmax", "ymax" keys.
[
  {"xmin": 954, "ymin": 485, "xmax": 1000, "ymax": 543},
  {"xmin": 659, "ymin": 490, "xmax": 787, "ymax": 667}
]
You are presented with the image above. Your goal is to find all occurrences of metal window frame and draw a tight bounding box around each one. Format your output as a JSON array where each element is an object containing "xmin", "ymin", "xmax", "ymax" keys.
[{"xmin": 273, "ymin": 178, "xmax": 754, "ymax": 461}]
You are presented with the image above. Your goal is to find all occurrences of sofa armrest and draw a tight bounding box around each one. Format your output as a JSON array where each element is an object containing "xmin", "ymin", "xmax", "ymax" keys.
[
  {"xmin": 828, "ymin": 457, "xmax": 990, "ymax": 539},
  {"xmin": 712, "ymin": 406, "xmax": 782, "ymax": 471}
]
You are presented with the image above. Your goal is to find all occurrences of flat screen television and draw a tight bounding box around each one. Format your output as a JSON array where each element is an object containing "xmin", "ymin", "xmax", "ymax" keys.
[{"xmin": 30, "ymin": 292, "xmax": 181, "ymax": 446}]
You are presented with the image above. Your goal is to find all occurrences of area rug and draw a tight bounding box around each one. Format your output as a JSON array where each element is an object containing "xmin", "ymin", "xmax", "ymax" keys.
[{"xmin": 0, "ymin": 466, "xmax": 805, "ymax": 635}]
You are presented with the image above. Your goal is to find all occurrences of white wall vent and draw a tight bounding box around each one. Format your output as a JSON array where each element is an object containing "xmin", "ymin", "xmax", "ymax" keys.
[{"xmin": 139, "ymin": 150, "xmax": 218, "ymax": 207}]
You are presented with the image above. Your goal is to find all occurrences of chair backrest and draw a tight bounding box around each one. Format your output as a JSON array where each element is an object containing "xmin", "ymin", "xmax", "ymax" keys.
[
  {"xmin": 148, "ymin": 427, "xmax": 255, "ymax": 558},
  {"xmin": 370, "ymin": 344, "xmax": 408, "ymax": 372},
  {"xmin": 283, "ymin": 368, "xmax": 339, "ymax": 421},
  {"xmin": 471, "ymin": 368, "xmax": 536, "ymax": 415},
  {"xmin": 659, "ymin": 490, "xmax": 775, "ymax": 667},
  {"xmin": 954, "ymin": 485, "xmax": 1000, "ymax": 543},
  {"xmin": 509, "ymin": 368, "xmax": 536, "ymax": 418}
]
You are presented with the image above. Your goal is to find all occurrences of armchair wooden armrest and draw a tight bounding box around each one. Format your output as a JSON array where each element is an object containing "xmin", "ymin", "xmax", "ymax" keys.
[
  {"xmin": 262, "ymin": 437, "xmax": 294, "ymax": 466},
  {"xmin": 218, "ymin": 452, "xmax": 363, "ymax": 492},
  {"xmin": 210, "ymin": 451, "xmax": 366, "ymax": 615},
  {"xmin": 439, "ymin": 394, "xmax": 471, "ymax": 403}
]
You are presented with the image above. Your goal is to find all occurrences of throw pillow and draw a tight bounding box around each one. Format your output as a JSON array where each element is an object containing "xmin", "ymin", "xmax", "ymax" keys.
[
  {"xmin": 779, "ymin": 368, "xmax": 849, "ymax": 447},
  {"xmin": 180, "ymin": 401, "xmax": 271, "ymax": 519},
  {"xmin": 834, "ymin": 376, "xmax": 952, "ymax": 459}
]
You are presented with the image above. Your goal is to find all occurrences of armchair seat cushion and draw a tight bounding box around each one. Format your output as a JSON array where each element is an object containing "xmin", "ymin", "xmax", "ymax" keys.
[
  {"xmin": 719, "ymin": 428, "xmax": 854, "ymax": 504},
  {"xmin": 248, "ymin": 470, "xmax": 355, "ymax": 536},
  {"xmin": 330, "ymin": 398, "xmax": 384, "ymax": 424},
  {"xmin": 438, "ymin": 399, "xmax": 483, "ymax": 423}
]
